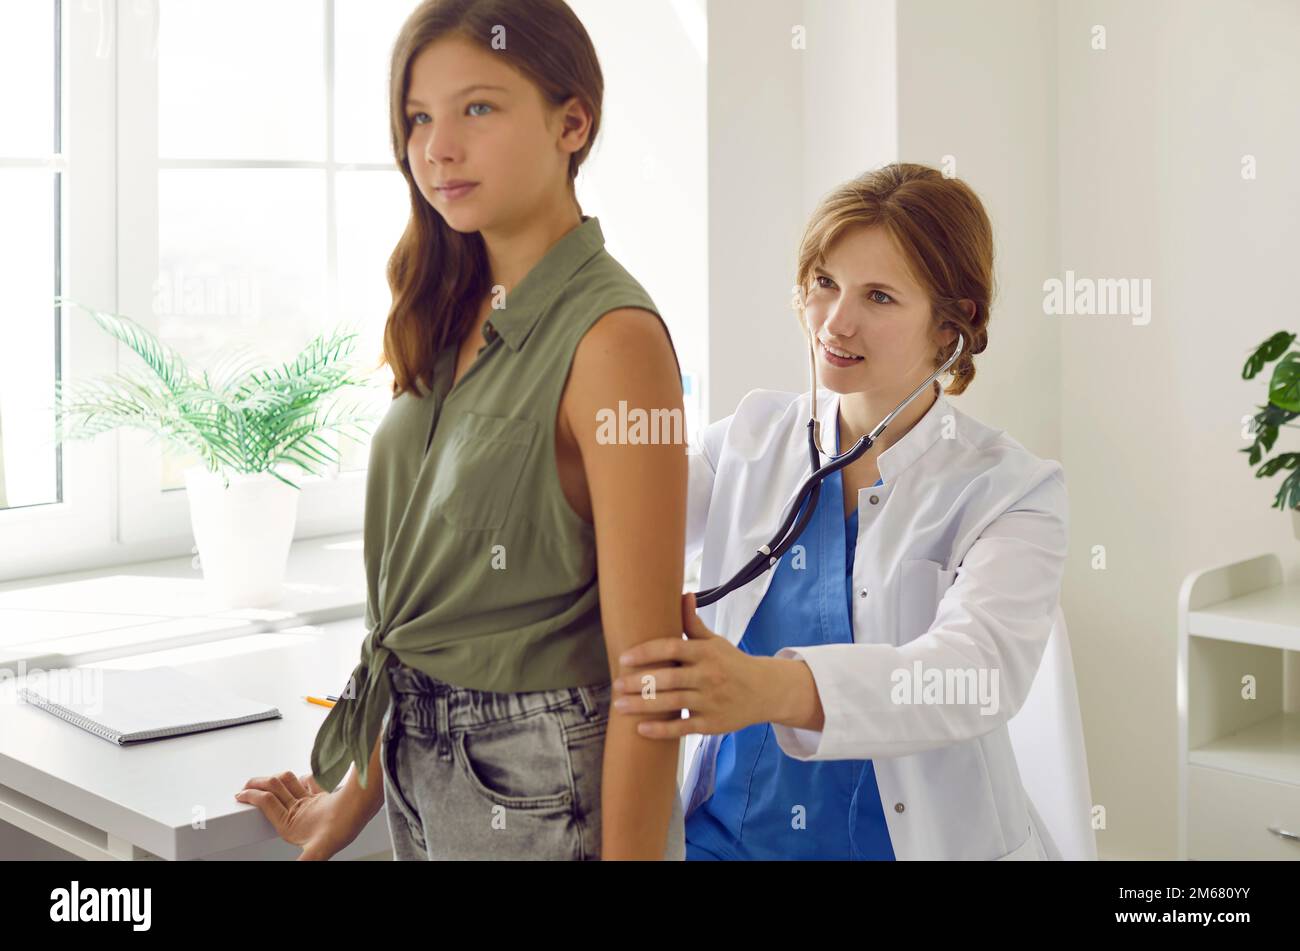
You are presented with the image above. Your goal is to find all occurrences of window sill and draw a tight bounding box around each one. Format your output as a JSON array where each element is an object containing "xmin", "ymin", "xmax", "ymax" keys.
[{"xmin": 0, "ymin": 532, "xmax": 367, "ymax": 672}]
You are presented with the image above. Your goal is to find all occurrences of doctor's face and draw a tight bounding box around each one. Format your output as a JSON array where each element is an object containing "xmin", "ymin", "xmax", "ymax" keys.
[{"xmin": 801, "ymin": 224, "xmax": 954, "ymax": 397}]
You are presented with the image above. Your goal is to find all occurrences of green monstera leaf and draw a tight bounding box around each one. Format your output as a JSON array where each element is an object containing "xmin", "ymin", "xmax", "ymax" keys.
[
  {"xmin": 1270, "ymin": 352, "xmax": 1300, "ymax": 413},
  {"xmin": 1243, "ymin": 331, "xmax": 1295, "ymax": 380},
  {"xmin": 1241, "ymin": 331, "xmax": 1300, "ymax": 512}
]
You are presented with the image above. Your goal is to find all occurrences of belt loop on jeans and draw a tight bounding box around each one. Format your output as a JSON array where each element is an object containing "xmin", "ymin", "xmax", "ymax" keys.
[
  {"xmin": 573, "ymin": 685, "xmax": 597, "ymax": 719},
  {"xmin": 434, "ymin": 691, "xmax": 451, "ymax": 759}
]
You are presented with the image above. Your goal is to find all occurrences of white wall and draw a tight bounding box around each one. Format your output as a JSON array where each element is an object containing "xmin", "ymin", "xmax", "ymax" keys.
[
  {"xmin": 707, "ymin": 0, "xmax": 900, "ymax": 419},
  {"xmin": 570, "ymin": 0, "xmax": 709, "ymax": 434},
  {"xmin": 707, "ymin": 0, "xmax": 808, "ymax": 416},
  {"xmin": 801, "ymin": 0, "xmax": 897, "ymax": 223},
  {"xmin": 896, "ymin": 0, "xmax": 1061, "ymax": 462},
  {"xmin": 1057, "ymin": 0, "xmax": 1300, "ymax": 858}
]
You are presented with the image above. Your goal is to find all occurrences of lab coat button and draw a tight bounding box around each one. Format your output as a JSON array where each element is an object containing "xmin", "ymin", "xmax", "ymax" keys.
[
  {"xmin": 894, "ymin": 802, "xmax": 905, "ymax": 813},
  {"xmin": 869, "ymin": 495, "xmax": 879, "ymax": 505},
  {"xmin": 858, "ymin": 587, "xmax": 868, "ymax": 598}
]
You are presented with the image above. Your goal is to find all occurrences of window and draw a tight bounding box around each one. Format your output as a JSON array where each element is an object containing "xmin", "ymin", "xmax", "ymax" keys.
[
  {"xmin": 0, "ymin": 0, "xmax": 61, "ymax": 514},
  {"xmin": 146, "ymin": 0, "xmax": 415, "ymax": 489},
  {"xmin": 119, "ymin": 0, "xmax": 412, "ymax": 542},
  {"xmin": 0, "ymin": 0, "xmax": 708, "ymax": 583},
  {"xmin": 0, "ymin": 0, "xmax": 414, "ymax": 577}
]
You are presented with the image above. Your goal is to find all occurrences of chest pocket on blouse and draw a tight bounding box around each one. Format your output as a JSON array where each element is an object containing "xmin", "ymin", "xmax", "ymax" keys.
[
  {"xmin": 427, "ymin": 411, "xmax": 538, "ymax": 531},
  {"xmin": 896, "ymin": 558, "xmax": 958, "ymax": 644}
]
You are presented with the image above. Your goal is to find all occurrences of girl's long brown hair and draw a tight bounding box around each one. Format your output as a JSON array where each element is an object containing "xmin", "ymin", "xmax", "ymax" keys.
[
  {"xmin": 380, "ymin": 0, "xmax": 604, "ymax": 398},
  {"xmin": 794, "ymin": 162, "xmax": 994, "ymax": 397}
]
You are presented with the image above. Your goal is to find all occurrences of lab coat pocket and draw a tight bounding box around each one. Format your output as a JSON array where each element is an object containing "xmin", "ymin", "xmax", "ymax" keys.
[
  {"xmin": 896, "ymin": 558, "xmax": 958, "ymax": 645},
  {"xmin": 427, "ymin": 411, "xmax": 538, "ymax": 531},
  {"xmin": 993, "ymin": 823, "xmax": 1043, "ymax": 861}
]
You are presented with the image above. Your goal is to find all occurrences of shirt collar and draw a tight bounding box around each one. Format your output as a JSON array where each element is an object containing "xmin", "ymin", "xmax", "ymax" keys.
[
  {"xmin": 817, "ymin": 380, "xmax": 950, "ymax": 483},
  {"xmin": 484, "ymin": 215, "xmax": 606, "ymax": 352}
]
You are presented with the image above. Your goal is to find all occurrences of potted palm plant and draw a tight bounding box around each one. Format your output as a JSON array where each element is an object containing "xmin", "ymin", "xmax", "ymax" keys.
[{"xmin": 49, "ymin": 298, "xmax": 380, "ymax": 607}]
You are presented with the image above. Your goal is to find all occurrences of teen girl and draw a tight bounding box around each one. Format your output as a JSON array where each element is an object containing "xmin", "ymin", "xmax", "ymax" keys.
[{"xmin": 236, "ymin": 0, "xmax": 686, "ymax": 861}]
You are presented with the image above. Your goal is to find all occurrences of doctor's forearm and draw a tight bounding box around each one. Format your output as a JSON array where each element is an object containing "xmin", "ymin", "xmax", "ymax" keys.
[{"xmin": 763, "ymin": 657, "xmax": 825, "ymax": 732}]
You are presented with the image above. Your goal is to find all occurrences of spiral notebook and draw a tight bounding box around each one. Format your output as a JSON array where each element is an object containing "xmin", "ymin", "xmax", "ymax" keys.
[{"xmin": 18, "ymin": 666, "xmax": 281, "ymax": 745}]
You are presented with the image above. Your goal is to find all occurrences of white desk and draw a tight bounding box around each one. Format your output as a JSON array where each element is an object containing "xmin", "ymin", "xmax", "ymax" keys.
[{"xmin": 0, "ymin": 617, "xmax": 394, "ymax": 860}]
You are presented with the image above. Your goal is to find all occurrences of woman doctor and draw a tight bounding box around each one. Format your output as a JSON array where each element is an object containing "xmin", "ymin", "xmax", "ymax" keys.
[{"xmin": 612, "ymin": 163, "xmax": 1070, "ymax": 861}]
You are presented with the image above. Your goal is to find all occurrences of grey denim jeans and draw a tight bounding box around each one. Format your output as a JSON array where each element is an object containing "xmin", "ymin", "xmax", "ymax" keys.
[{"xmin": 379, "ymin": 662, "xmax": 685, "ymax": 860}]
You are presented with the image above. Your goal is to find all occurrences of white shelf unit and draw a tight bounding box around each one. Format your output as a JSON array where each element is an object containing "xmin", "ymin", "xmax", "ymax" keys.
[{"xmin": 1178, "ymin": 553, "xmax": 1300, "ymax": 859}]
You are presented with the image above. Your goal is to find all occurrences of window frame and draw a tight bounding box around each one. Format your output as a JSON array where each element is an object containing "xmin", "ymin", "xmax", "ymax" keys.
[
  {"xmin": 1, "ymin": 0, "xmax": 395, "ymax": 583},
  {"xmin": 0, "ymin": 0, "xmax": 119, "ymax": 582}
]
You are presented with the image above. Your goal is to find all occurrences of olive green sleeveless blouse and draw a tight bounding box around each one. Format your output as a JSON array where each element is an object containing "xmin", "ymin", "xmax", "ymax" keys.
[{"xmin": 311, "ymin": 216, "xmax": 678, "ymax": 793}]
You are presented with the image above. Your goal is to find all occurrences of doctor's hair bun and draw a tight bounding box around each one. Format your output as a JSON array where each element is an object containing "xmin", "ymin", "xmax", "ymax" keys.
[{"xmin": 794, "ymin": 162, "xmax": 996, "ymax": 397}]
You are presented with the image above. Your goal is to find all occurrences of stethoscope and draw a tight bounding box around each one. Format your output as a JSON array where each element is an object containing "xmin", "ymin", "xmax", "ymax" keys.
[{"xmin": 693, "ymin": 326, "xmax": 966, "ymax": 608}]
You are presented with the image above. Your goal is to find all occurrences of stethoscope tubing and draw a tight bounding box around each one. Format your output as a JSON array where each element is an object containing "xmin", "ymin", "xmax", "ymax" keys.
[{"xmin": 693, "ymin": 330, "xmax": 966, "ymax": 608}]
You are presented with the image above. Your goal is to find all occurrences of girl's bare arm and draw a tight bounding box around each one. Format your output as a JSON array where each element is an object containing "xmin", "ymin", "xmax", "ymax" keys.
[{"xmin": 565, "ymin": 307, "xmax": 687, "ymax": 859}]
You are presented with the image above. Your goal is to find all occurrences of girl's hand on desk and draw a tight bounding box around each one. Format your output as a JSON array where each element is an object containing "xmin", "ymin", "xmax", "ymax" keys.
[{"xmin": 234, "ymin": 770, "xmax": 363, "ymax": 861}]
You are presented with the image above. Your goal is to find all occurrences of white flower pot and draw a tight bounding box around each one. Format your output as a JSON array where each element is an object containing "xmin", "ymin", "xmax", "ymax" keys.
[
  {"xmin": 183, "ymin": 464, "xmax": 301, "ymax": 608},
  {"xmin": 1293, "ymin": 507, "xmax": 1300, "ymax": 542}
]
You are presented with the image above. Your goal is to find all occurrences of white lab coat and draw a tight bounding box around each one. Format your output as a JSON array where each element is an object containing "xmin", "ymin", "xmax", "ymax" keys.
[{"xmin": 680, "ymin": 384, "xmax": 1069, "ymax": 860}]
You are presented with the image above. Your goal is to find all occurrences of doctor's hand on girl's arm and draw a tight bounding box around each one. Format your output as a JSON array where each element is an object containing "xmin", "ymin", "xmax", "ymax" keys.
[{"xmin": 611, "ymin": 591, "xmax": 826, "ymax": 737}]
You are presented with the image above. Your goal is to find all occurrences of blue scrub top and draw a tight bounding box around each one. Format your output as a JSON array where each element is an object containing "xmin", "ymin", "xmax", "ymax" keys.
[{"xmin": 686, "ymin": 418, "xmax": 895, "ymax": 860}]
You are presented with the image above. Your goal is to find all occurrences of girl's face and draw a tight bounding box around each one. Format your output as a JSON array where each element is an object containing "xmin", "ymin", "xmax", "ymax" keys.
[
  {"xmin": 801, "ymin": 224, "xmax": 955, "ymax": 396},
  {"xmin": 403, "ymin": 34, "xmax": 585, "ymax": 234}
]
